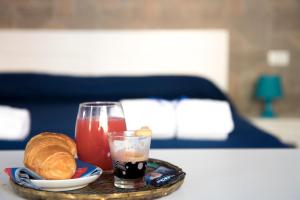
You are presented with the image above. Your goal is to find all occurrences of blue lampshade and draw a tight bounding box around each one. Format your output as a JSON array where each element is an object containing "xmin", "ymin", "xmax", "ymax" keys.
[
  {"xmin": 255, "ymin": 74, "xmax": 283, "ymax": 118},
  {"xmin": 255, "ymin": 75, "xmax": 283, "ymax": 101}
]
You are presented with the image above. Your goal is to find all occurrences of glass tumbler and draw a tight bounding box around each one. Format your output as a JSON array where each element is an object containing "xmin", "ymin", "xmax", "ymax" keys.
[{"xmin": 108, "ymin": 130, "xmax": 151, "ymax": 189}]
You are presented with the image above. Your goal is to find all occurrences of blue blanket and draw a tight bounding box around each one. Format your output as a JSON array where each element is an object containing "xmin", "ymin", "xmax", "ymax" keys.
[{"xmin": 0, "ymin": 73, "xmax": 291, "ymax": 149}]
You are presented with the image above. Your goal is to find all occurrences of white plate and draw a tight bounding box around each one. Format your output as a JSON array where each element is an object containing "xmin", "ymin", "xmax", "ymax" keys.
[{"xmin": 31, "ymin": 173, "xmax": 102, "ymax": 192}]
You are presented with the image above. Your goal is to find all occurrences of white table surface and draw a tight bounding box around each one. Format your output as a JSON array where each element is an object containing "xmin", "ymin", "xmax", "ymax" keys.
[{"xmin": 1, "ymin": 149, "xmax": 300, "ymax": 200}]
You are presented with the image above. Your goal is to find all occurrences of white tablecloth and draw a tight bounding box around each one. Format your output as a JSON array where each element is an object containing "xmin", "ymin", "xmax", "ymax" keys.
[{"xmin": 1, "ymin": 149, "xmax": 300, "ymax": 200}]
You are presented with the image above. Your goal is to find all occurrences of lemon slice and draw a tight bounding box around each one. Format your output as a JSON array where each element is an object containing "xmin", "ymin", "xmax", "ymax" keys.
[{"xmin": 134, "ymin": 127, "xmax": 152, "ymax": 137}]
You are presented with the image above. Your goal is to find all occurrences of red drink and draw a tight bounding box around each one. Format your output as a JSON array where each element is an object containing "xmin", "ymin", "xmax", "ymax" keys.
[{"xmin": 76, "ymin": 117, "xmax": 126, "ymax": 170}]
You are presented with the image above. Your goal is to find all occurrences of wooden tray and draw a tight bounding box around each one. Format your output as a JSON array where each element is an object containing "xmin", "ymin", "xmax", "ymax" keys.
[{"xmin": 10, "ymin": 158, "xmax": 186, "ymax": 200}]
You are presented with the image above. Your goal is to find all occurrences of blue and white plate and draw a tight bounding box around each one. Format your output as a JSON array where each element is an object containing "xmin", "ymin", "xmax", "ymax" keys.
[
  {"xmin": 31, "ymin": 173, "xmax": 101, "ymax": 191},
  {"xmin": 5, "ymin": 159, "xmax": 102, "ymax": 192}
]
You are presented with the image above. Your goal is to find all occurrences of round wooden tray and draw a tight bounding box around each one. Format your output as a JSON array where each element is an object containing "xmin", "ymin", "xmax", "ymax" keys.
[{"xmin": 10, "ymin": 158, "xmax": 186, "ymax": 200}]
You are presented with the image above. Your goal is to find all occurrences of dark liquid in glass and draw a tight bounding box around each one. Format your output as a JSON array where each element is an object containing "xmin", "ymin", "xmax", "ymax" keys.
[{"xmin": 113, "ymin": 161, "xmax": 147, "ymax": 179}]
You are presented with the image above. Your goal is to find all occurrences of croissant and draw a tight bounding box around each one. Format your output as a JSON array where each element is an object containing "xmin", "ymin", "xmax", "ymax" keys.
[{"xmin": 24, "ymin": 132, "xmax": 77, "ymax": 180}]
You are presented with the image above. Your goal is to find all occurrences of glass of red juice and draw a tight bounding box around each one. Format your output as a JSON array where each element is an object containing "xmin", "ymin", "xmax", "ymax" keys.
[{"xmin": 75, "ymin": 102, "xmax": 126, "ymax": 171}]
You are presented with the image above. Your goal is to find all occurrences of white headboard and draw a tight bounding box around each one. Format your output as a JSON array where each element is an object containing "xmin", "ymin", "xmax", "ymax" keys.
[{"xmin": 0, "ymin": 29, "xmax": 229, "ymax": 90}]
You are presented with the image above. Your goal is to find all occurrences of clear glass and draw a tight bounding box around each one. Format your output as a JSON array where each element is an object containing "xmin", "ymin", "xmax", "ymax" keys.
[
  {"xmin": 75, "ymin": 102, "xmax": 126, "ymax": 171},
  {"xmin": 108, "ymin": 131, "xmax": 151, "ymax": 189}
]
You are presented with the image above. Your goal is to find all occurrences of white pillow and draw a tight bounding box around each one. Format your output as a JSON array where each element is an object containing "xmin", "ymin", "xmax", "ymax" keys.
[
  {"xmin": 175, "ymin": 99, "xmax": 234, "ymax": 140},
  {"xmin": 0, "ymin": 105, "xmax": 31, "ymax": 140},
  {"xmin": 121, "ymin": 99, "xmax": 176, "ymax": 139}
]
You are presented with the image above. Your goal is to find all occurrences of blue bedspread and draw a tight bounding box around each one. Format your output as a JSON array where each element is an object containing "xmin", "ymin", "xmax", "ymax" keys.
[{"xmin": 0, "ymin": 73, "xmax": 291, "ymax": 149}]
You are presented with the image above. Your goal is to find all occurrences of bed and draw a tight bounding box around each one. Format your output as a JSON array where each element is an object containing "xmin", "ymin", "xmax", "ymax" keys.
[{"xmin": 0, "ymin": 73, "xmax": 291, "ymax": 149}]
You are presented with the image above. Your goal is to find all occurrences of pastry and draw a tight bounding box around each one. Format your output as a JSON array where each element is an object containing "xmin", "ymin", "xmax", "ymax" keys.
[{"xmin": 24, "ymin": 132, "xmax": 77, "ymax": 180}]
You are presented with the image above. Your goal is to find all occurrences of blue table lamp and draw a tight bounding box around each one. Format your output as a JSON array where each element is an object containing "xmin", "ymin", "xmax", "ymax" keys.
[{"xmin": 255, "ymin": 75, "xmax": 283, "ymax": 118}]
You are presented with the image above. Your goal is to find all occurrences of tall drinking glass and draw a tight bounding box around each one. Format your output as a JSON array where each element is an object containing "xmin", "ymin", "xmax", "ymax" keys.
[{"xmin": 75, "ymin": 102, "xmax": 126, "ymax": 171}]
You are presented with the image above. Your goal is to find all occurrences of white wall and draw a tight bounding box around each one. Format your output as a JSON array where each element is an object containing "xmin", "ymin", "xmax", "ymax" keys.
[{"xmin": 0, "ymin": 29, "xmax": 229, "ymax": 90}]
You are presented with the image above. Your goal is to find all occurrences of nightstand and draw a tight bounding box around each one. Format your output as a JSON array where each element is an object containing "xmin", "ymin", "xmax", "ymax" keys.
[{"xmin": 250, "ymin": 118, "xmax": 300, "ymax": 147}]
